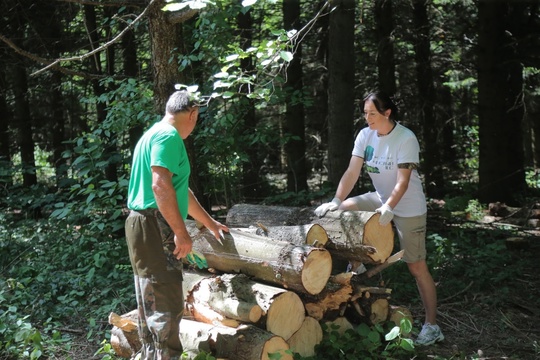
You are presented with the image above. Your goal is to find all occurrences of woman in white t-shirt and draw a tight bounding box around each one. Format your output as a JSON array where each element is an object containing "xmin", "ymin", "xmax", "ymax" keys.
[{"xmin": 315, "ymin": 92, "xmax": 444, "ymax": 346}]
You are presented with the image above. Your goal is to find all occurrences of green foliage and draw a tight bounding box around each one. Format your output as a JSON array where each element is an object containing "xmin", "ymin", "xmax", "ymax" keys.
[
  {"xmin": 296, "ymin": 319, "xmax": 414, "ymax": 360},
  {"xmin": 0, "ymin": 283, "xmax": 75, "ymax": 359}
]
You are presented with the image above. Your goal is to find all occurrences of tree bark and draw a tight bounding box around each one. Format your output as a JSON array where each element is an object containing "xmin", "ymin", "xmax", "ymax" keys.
[
  {"xmin": 180, "ymin": 320, "xmax": 293, "ymax": 360},
  {"xmin": 186, "ymin": 220, "xmax": 332, "ymax": 295},
  {"xmin": 327, "ymin": 0, "xmax": 356, "ymax": 186},
  {"xmin": 374, "ymin": 0, "xmax": 396, "ymax": 95},
  {"xmin": 283, "ymin": 0, "xmax": 308, "ymax": 193},
  {"xmin": 183, "ymin": 271, "xmax": 306, "ymax": 340},
  {"xmin": 478, "ymin": 1, "xmax": 526, "ymax": 204},
  {"xmin": 303, "ymin": 273, "xmax": 353, "ymax": 321},
  {"xmin": 234, "ymin": 223, "xmax": 328, "ymax": 247},
  {"xmin": 226, "ymin": 205, "xmax": 394, "ymax": 263},
  {"xmin": 413, "ymin": 0, "xmax": 442, "ymax": 198}
]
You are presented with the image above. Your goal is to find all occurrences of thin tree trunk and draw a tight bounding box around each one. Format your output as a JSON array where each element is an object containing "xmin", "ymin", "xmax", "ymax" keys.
[
  {"xmin": 0, "ymin": 62, "xmax": 11, "ymax": 183},
  {"xmin": 147, "ymin": 0, "xmax": 185, "ymax": 112},
  {"xmin": 237, "ymin": 4, "xmax": 263, "ymax": 201},
  {"xmin": 13, "ymin": 62, "xmax": 36, "ymax": 188},
  {"xmin": 374, "ymin": 0, "xmax": 396, "ymax": 95},
  {"xmin": 283, "ymin": 0, "xmax": 308, "ymax": 193},
  {"xmin": 413, "ymin": 0, "xmax": 441, "ymax": 198},
  {"xmin": 327, "ymin": 0, "xmax": 355, "ymax": 186},
  {"xmin": 478, "ymin": 2, "xmax": 526, "ymax": 204}
]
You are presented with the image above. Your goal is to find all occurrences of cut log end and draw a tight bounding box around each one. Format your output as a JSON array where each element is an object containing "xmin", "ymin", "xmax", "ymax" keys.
[
  {"xmin": 306, "ymin": 224, "xmax": 328, "ymax": 248},
  {"xmin": 287, "ymin": 317, "xmax": 323, "ymax": 357},
  {"xmin": 249, "ymin": 305, "xmax": 263, "ymax": 323},
  {"xmin": 364, "ymin": 213, "xmax": 394, "ymax": 263},
  {"xmin": 301, "ymin": 249, "xmax": 332, "ymax": 295},
  {"xmin": 266, "ymin": 291, "xmax": 305, "ymax": 340},
  {"xmin": 262, "ymin": 336, "xmax": 294, "ymax": 360}
]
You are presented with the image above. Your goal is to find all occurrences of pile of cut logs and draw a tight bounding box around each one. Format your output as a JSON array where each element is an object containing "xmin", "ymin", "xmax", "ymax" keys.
[{"xmin": 109, "ymin": 204, "xmax": 413, "ymax": 360}]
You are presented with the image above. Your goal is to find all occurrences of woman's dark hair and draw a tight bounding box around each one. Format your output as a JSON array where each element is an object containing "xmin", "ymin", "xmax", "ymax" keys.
[{"xmin": 363, "ymin": 91, "xmax": 399, "ymax": 120}]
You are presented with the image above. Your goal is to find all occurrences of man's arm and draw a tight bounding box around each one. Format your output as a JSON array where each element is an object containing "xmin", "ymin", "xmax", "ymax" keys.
[
  {"xmin": 188, "ymin": 189, "xmax": 229, "ymax": 240},
  {"xmin": 151, "ymin": 165, "xmax": 192, "ymax": 258}
]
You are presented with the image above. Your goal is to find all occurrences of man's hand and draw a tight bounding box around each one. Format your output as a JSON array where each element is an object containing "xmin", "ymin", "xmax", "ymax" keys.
[
  {"xmin": 206, "ymin": 220, "xmax": 229, "ymax": 245},
  {"xmin": 173, "ymin": 234, "xmax": 193, "ymax": 259},
  {"xmin": 376, "ymin": 204, "xmax": 394, "ymax": 225},
  {"xmin": 314, "ymin": 197, "xmax": 341, "ymax": 217}
]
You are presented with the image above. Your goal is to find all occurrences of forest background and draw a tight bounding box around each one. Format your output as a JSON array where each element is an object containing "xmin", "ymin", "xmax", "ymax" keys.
[{"xmin": 0, "ymin": 0, "xmax": 539, "ymax": 359}]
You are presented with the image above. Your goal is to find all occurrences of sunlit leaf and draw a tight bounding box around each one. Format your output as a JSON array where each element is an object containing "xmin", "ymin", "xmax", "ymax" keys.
[{"xmin": 280, "ymin": 51, "xmax": 293, "ymax": 62}]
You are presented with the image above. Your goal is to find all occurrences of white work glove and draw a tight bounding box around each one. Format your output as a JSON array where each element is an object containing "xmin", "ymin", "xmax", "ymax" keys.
[
  {"xmin": 314, "ymin": 197, "xmax": 341, "ymax": 217},
  {"xmin": 376, "ymin": 204, "xmax": 394, "ymax": 225}
]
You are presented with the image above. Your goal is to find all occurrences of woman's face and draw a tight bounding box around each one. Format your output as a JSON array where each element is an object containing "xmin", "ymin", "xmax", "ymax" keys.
[{"xmin": 363, "ymin": 100, "xmax": 390, "ymax": 131}]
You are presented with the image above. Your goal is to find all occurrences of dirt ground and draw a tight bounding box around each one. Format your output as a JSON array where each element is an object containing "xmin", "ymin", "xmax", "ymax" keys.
[{"xmin": 412, "ymin": 236, "xmax": 540, "ymax": 359}]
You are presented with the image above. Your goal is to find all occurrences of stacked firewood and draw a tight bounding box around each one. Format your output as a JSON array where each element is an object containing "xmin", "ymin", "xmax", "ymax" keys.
[{"xmin": 109, "ymin": 204, "xmax": 412, "ymax": 360}]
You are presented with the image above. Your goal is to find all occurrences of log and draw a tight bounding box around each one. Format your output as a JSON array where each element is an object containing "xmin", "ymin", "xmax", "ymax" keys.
[
  {"xmin": 303, "ymin": 273, "xmax": 353, "ymax": 321},
  {"xmin": 185, "ymin": 220, "xmax": 332, "ymax": 295},
  {"xmin": 225, "ymin": 204, "xmax": 394, "ymax": 264},
  {"xmin": 388, "ymin": 305, "xmax": 413, "ymax": 336},
  {"xmin": 183, "ymin": 272, "xmax": 263, "ymax": 326},
  {"xmin": 108, "ymin": 311, "xmax": 293, "ymax": 360},
  {"xmin": 226, "ymin": 204, "xmax": 314, "ymax": 227},
  {"xmin": 180, "ymin": 319, "xmax": 293, "ymax": 360},
  {"xmin": 183, "ymin": 271, "xmax": 305, "ymax": 340},
  {"xmin": 324, "ymin": 316, "xmax": 354, "ymax": 335},
  {"xmin": 311, "ymin": 210, "xmax": 394, "ymax": 263},
  {"xmin": 109, "ymin": 310, "xmax": 140, "ymax": 358},
  {"xmin": 234, "ymin": 223, "xmax": 328, "ymax": 248},
  {"xmin": 287, "ymin": 317, "xmax": 323, "ymax": 357},
  {"xmin": 349, "ymin": 286, "xmax": 391, "ymax": 325}
]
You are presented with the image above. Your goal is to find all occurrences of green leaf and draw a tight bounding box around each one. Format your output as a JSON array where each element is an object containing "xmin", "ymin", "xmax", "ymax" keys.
[
  {"xmin": 280, "ymin": 51, "xmax": 293, "ymax": 62},
  {"xmin": 400, "ymin": 338, "xmax": 415, "ymax": 351},
  {"xmin": 242, "ymin": 0, "xmax": 257, "ymax": 6},
  {"xmin": 162, "ymin": 2, "xmax": 189, "ymax": 11},
  {"xmin": 385, "ymin": 326, "xmax": 400, "ymax": 341}
]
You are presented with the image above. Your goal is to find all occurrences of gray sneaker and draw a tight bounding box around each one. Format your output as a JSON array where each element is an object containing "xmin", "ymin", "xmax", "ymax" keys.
[{"xmin": 414, "ymin": 323, "xmax": 444, "ymax": 346}]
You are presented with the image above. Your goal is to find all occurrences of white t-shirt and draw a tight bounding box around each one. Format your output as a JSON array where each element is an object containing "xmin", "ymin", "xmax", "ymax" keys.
[{"xmin": 352, "ymin": 123, "xmax": 427, "ymax": 217}]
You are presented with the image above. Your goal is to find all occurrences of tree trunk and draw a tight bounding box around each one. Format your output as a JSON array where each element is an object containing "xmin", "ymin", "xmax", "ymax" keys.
[
  {"xmin": 327, "ymin": 0, "xmax": 355, "ymax": 186},
  {"xmin": 237, "ymin": 4, "xmax": 264, "ymax": 201},
  {"xmin": 186, "ymin": 220, "xmax": 332, "ymax": 295},
  {"xmin": 147, "ymin": 0, "xmax": 188, "ymax": 112},
  {"xmin": 283, "ymin": 0, "xmax": 308, "ymax": 193},
  {"xmin": 13, "ymin": 63, "xmax": 36, "ymax": 188},
  {"xmin": 478, "ymin": 1, "xmax": 526, "ymax": 204},
  {"xmin": 413, "ymin": 0, "xmax": 442, "ymax": 198},
  {"xmin": 374, "ymin": 0, "xmax": 396, "ymax": 95},
  {"xmin": 0, "ymin": 62, "xmax": 11, "ymax": 182}
]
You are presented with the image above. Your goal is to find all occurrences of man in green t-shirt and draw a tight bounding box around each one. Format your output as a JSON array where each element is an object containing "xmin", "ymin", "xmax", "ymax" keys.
[{"xmin": 125, "ymin": 90, "xmax": 229, "ymax": 359}]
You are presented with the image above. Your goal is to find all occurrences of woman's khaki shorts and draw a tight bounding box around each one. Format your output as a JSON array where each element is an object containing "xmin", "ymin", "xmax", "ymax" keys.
[{"xmin": 349, "ymin": 191, "xmax": 427, "ymax": 263}]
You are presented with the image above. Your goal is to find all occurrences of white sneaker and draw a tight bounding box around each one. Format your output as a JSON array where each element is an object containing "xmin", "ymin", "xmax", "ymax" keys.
[{"xmin": 414, "ymin": 323, "xmax": 444, "ymax": 346}]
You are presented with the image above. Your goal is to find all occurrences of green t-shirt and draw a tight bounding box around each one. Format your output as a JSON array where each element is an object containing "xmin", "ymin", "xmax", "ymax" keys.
[{"xmin": 127, "ymin": 121, "xmax": 190, "ymax": 219}]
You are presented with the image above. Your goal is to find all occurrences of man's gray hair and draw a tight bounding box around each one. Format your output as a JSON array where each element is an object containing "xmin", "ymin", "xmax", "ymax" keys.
[{"xmin": 165, "ymin": 91, "xmax": 198, "ymax": 114}]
